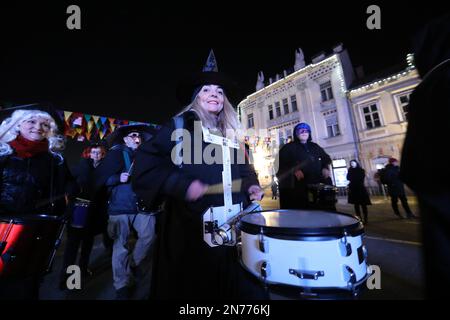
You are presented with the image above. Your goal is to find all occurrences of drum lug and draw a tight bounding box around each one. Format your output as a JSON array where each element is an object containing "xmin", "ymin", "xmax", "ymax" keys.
[
  {"xmin": 260, "ymin": 261, "xmax": 270, "ymax": 279},
  {"xmin": 289, "ymin": 269, "xmax": 325, "ymax": 280},
  {"xmin": 258, "ymin": 234, "xmax": 268, "ymax": 253},
  {"xmin": 343, "ymin": 265, "xmax": 357, "ymax": 288},
  {"xmin": 339, "ymin": 233, "xmax": 352, "ymax": 257}
]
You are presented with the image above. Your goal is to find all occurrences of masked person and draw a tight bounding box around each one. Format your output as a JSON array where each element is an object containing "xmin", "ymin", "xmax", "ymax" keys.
[
  {"xmin": 95, "ymin": 124, "xmax": 157, "ymax": 299},
  {"xmin": 132, "ymin": 53, "xmax": 266, "ymax": 300},
  {"xmin": 347, "ymin": 160, "xmax": 371, "ymax": 224},
  {"xmin": 276, "ymin": 122, "xmax": 332, "ymax": 210},
  {"xmin": 0, "ymin": 106, "xmax": 77, "ymax": 299}
]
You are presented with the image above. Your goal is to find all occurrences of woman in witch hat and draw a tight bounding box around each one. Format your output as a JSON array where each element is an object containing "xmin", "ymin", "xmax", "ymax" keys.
[
  {"xmin": 0, "ymin": 104, "xmax": 78, "ymax": 299},
  {"xmin": 133, "ymin": 50, "xmax": 266, "ymax": 300}
]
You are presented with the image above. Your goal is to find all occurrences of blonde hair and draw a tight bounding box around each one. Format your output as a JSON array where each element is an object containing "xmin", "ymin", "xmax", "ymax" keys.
[
  {"xmin": 177, "ymin": 94, "xmax": 240, "ymax": 135},
  {"xmin": 0, "ymin": 109, "xmax": 62, "ymax": 156}
]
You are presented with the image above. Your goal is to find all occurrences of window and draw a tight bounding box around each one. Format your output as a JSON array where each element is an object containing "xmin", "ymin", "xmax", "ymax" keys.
[
  {"xmin": 275, "ymin": 102, "xmax": 281, "ymax": 117},
  {"xmin": 397, "ymin": 93, "xmax": 411, "ymax": 120},
  {"xmin": 362, "ymin": 104, "xmax": 382, "ymax": 129},
  {"xmin": 283, "ymin": 98, "xmax": 289, "ymax": 114},
  {"xmin": 268, "ymin": 105, "xmax": 274, "ymax": 120},
  {"xmin": 326, "ymin": 115, "xmax": 340, "ymax": 137},
  {"xmin": 247, "ymin": 113, "xmax": 254, "ymax": 128},
  {"xmin": 290, "ymin": 95, "xmax": 298, "ymax": 111},
  {"xmin": 320, "ymin": 81, "xmax": 334, "ymax": 102}
]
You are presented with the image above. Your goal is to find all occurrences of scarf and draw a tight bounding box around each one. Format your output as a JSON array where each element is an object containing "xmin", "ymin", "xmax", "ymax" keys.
[{"xmin": 9, "ymin": 135, "xmax": 49, "ymax": 158}]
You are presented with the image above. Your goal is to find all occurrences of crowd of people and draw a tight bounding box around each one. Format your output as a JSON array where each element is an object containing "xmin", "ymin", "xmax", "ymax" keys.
[{"xmin": 1, "ymin": 12, "xmax": 449, "ymax": 299}]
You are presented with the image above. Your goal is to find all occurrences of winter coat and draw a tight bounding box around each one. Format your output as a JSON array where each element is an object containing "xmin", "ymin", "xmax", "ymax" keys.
[
  {"xmin": 0, "ymin": 151, "xmax": 77, "ymax": 216},
  {"xmin": 347, "ymin": 167, "xmax": 371, "ymax": 205},
  {"xmin": 71, "ymin": 158, "xmax": 108, "ymax": 234},
  {"xmin": 384, "ymin": 164, "xmax": 406, "ymax": 197},
  {"xmin": 275, "ymin": 138, "xmax": 332, "ymax": 209},
  {"xmin": 400, "ymin": 14, "xmax": 450, "ymax": 193},
  {"xmin": 95, "ymin": 144, "xmax": 145, "ymax": 216},
  {"xmin": 132, "ymin": 110, "xmax": 266, "ymax": 300}
]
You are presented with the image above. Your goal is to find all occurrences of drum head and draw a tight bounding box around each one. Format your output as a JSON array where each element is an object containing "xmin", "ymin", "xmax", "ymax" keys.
[
  {"xmin": 0, "ymin": 214, "xmax": 62, "ymax": 224},
  {"xmin": 237, "ymin": 210, "xmax": 364, "ymax": 240}
]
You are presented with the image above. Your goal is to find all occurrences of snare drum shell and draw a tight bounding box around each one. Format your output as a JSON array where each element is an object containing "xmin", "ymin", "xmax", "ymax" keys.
[
  {"xmin": 240, "ymin": 231, "xmax": 368, "ymax": 290},
  {"xmin": 0, "ymin": 215, "xmax": 64, "ymax": 278}
]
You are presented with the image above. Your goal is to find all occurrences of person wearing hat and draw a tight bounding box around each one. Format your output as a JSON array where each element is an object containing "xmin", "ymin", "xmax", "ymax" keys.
[
  {"xmin": 59, "ymin": 142, "xmax": 109, "ymax": 289},
  {"xmin": 384, "ymin": 158, "xmax": 416, "ymax": 219},
  {"xmin": 275, "ymin": 122, "xmax": 332, "ymax": 210},
  {"xmin": 0, "ymin": 106, "xmax": 77, "ymax": 299},
  {"xmin": 347, "ymin": 160, "xmax": 372, "ymax": 224},
  {"xmin": 94, "ymin": 124, "xmax": 157, "ymax": 299},
  {"xmin": 132, "ymin": 51, "xmax": 266, "ymax": 300}
]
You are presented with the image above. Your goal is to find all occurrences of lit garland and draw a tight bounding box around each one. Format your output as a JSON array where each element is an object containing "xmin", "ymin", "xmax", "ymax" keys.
[{"xmin": 348, "ymin": 54, "xmax": 417, "ymax": 96}]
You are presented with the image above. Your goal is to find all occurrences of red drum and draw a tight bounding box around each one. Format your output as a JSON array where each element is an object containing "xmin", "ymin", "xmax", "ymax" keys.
[{"xmin": 0, "ymin": 215, "xmax": 66, "ymax": 278}]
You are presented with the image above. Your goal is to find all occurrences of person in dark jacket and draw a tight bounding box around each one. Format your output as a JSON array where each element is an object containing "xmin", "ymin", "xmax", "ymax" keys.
[
  {"xmin": 95, "ymin": 124, "xmax": 156, "ymax": 299},
  {"xmin": 59, "ymin": 143, "xmax": 108, "ymax": 289},
  {"xmin": 0, "ymin": 107, "xmax": 77, "ymax": 299},
  {"xmin": 400, "ymin": 13, "xmax": 450, "ymax": 298},
  {"xmin": 384, "ymin": 158, "xmax": 416, "ymax": 219},
  {"xmin": 132, "ymin": 56, "xmax": 266, "ymax": 300},
  {"xmin": 275, "ymin": 122, "xmax": 332, "ymax": 210},
  {"xmin": 347, "ymin": 160, "xmax": 371, "ymax": 224}
]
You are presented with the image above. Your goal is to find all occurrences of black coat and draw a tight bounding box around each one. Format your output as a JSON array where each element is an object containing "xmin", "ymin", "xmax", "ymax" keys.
[
  {"xmin": 347, "ymin": 167, "xmax": 371, "ymax": 205},
  {"xmin": 385, "ymin": 164, "xmax": 406, "ymax": 197},
  {"xmin": 132, "ymin": 111, "xmax": 265, "ymax": 299},
  {"xmin": 72, "ymin": 158, "xmax": 108, "ymax": 235},
  {"xmin": 276, "ymin": 140, "xmax": 332, "ymax": 209},
  {"xmin": 95, "ymin": 144, "xmax": 144, "ymax": 215},
  {"xmin": 0, "ymin": 151, "xmax": 77, "ymax": 216}
]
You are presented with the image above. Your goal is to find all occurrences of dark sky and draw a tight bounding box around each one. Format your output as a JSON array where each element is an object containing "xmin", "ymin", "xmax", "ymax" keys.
[{"xmin": 0, "ymin": 1, "xmax": 448, "ymax": 125}]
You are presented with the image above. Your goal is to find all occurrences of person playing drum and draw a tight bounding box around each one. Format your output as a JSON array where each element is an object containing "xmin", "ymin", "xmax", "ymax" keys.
[
  {"xmin": 276, "ymin": 122, "xmax": 332, "ymax": 210},
  {"xmin": 59, "ymin": 142, "xmax": 108, "ymax": 289},
  {"xmin": 132, "ymin": 52, "xmax": 266, "ymax": 300},
  {"xmin": 0, "ymin": 106, "xmax": 77, "ymax": 299}
]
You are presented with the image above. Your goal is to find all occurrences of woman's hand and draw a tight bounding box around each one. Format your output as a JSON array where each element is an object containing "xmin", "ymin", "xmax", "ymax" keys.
[
  {"xmin": 248, "ymin": 185, "xmax": 264, "ymax": 201},
  {"xmin": 322, "ymin": 168, "xmax": 330, "ymax": 179},
  {"xmin": 186, "ymin": 180, "xmax": 209, "ymax": 201}
]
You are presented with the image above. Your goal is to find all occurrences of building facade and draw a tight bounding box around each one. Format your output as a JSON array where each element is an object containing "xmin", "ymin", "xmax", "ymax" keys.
[
  {"xmin": 238, "ymin": 44, "xmax": 359, "ymax": 187},
  {"xmin": 238, "ymin": 48, "xmax": 420, "ymax": 191},
  {"xmin": 347, "ymin": 54, "xmax": 420, "ymax": 188}
]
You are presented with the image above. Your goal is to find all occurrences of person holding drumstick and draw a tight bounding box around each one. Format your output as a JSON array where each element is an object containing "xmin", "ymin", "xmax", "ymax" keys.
[
  {"xmin": 132, "ymin": 51, "xmax": 266, "ymax": 300},
  {"xmin": 0, "ymin": 105, "xmax": 77, "ymax": 299},
  {"xmin": 95, "ymin": 124, "xmax": 157, "ymax": 300}
]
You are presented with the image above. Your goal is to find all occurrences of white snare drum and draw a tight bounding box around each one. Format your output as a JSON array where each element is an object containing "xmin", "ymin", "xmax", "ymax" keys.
[{"xmin": 237, "ymin": 210, "xmax": 369, "ymax": 298}]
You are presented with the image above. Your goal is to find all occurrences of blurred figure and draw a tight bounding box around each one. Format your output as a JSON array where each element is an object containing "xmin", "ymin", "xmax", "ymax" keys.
[
  {"xmin": 347, "ymin": 160, "xmax": 371, "ymax": 224},
  {"xmin": 400, "ymin": 13, "xmax": 450, "ymax": 299},
  {"xmin": 385, "ymin": 158, "xmax": 416, "ymax": 219},
  {"xmin": 271, "ymin": 178, "xmax": 279, "ymax": 200},
  {"xmin": 59, "ymin": 143, "xmax": 108, "ymax": 289}
]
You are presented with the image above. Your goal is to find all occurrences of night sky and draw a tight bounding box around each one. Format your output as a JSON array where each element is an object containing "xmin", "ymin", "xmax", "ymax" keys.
[{"xmin": 1, "ymin": 1, "xmax": 448, "ymax": 125}]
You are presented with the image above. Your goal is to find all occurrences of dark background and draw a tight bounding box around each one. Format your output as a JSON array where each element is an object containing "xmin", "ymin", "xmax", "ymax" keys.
[{"xmin": 0, "ymin": 1, "xmax": 448, "ymax": 125}]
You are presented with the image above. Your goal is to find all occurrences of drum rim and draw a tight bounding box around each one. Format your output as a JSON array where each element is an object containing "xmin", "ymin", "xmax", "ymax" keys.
[
  {"xmin": 237, "ymin": 209, "xmax": 364, "ymax": 238},
  {"xmin": 0, "ymin": 214, "xmax": 63, "ymax": 223}
]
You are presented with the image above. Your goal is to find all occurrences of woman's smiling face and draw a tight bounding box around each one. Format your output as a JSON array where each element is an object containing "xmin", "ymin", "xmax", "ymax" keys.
[
  {"xmin": 19, "ymin": 116, "xmax": 51, "ymax": 141},
  {"xmin": 197, "ymin": 84, "xmax": 224, "ymax": 114}
]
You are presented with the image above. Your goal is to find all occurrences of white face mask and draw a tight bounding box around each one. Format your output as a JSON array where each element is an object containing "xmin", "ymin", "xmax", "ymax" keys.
[{"xmin": 350, "ymin": 162, "xmax": 357, "ymax": 168}]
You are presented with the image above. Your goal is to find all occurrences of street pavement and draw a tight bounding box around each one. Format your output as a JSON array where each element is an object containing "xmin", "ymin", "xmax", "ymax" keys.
[{"xmin": 39, "ymin": 193, "xmax": 424, "ymax": 300}]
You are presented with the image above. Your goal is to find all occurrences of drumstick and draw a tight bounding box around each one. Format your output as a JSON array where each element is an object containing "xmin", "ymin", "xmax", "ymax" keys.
[{"xmin": 127, "ymin": 161, "xmax": 135, "ymax": 174}]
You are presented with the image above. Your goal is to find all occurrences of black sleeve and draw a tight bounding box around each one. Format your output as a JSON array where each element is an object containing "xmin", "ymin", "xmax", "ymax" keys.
[
  {"xmin": 132, "ymin": 120, "xmax": 196, "ymax": 205},
  {"xmin": 238, "ymin": 144, "xmax": 260, "ymax": 194},
  {"xmin": 318, "ymin": 145, "xmax": 332, "ymax": 169}
]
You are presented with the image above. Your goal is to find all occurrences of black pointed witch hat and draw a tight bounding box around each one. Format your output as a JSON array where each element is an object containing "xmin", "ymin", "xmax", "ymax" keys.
[{"xmin": 175, "ymin": 50, "xmax": 238, "ymax": 106}]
